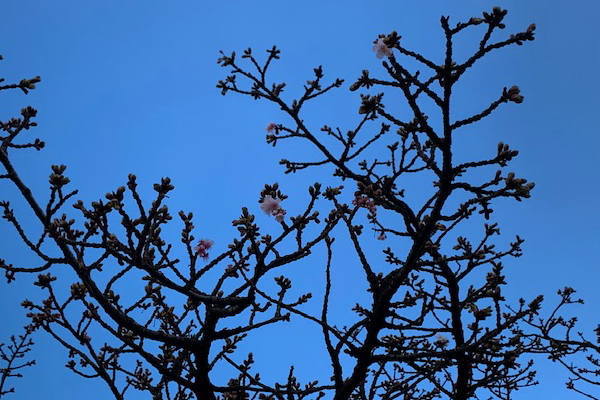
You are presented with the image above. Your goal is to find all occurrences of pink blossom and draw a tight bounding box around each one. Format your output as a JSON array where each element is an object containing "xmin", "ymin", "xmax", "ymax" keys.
[
  {"xmin": 260, "ymin": 195, "xmax": 286, "ymax": 222},
  {"xmin": 266, "ymin": 122, "xmax": 278, "ymax": 133},
  {"xmin": 260, "ymin": 195, "xmax": 281, "ymax": 215},
  {"xmin": 273, "ymin": 208, "xmax": 286, "ymax": 222},
  {"xmin": 353, "ymin": 195, "xmax": 377, "ymax": 215},
  {"xmin": 377, "ymin": 232, "xmax": 386, "ymax": 240},
  {"xmin": 194, "ymin": 239, "xmax": 214, "ymax": 260},
  {"xmin": 373, "ymin": 38, "xmax": 392, "ymax": 59}
]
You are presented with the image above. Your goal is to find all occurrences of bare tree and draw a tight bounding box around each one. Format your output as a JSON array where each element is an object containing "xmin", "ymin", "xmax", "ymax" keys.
[{"xmin": 1, "ymin": 7, "xmax": 598, "ymax": 400}]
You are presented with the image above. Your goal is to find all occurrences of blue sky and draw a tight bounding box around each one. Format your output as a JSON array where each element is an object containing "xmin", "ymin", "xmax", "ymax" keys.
[{"xmin": 0, "ymin": 1, "xmax": 599, "ymax": 399}]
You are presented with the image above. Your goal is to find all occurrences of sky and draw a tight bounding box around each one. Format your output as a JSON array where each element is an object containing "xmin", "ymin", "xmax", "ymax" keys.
[{"xmin": 0, "ymin": 1, "xmax": 599, "ymax": 399}]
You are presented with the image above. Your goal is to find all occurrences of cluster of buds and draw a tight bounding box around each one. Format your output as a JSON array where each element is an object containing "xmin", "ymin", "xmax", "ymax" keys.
[
  {"xmin": 194, "ymin": 239, "xmax": 214, "ymax": 260},
  {"xmin": 482, "ymin": 6, "xmax": 508, "ymax": 28},
  {"xmin": 504, "ymin": 86, "xmax": 524, "ymax": 103},
  {"xmin": 260, "ymin": 195, "xmax": 286, "ymax": 222},
  {"xmin": 49, "ymin": 164, "xmax": 70, "ymax": 189},
  {"xmin": 18, "ymin": 76, "xmax": 41, "ymax": 94},
  {"xmin": 70, "ymin": 282, "xmax": 87, "ymax": 300},
  {"xmin": 34, "ymin": 273, "xmax": 56, "ymax": 289},
  {"xmin": 504, "ymin": 172, "xmax": 535, "ymax": 197},
  {"xmin": 434, "ymin": 334, "xmax": 449, "ymax": 348},
  {"xmin": 358, "ymin": 93, "xmax": 383, "ymax": 115},
  {"xmin": 353, "ymin": 195, "xmax": 377, "ymax": 215}
]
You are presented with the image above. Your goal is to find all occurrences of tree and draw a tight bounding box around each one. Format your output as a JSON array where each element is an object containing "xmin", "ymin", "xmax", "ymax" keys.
[{"xmin": 0, "ymin": 7, "xmax": 598, "ymax": 400}]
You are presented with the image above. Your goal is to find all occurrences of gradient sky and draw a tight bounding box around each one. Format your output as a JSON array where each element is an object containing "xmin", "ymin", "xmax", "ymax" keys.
[{"xmin": 0, "ymin": 1, "xmax": 599, "ymax": 399}]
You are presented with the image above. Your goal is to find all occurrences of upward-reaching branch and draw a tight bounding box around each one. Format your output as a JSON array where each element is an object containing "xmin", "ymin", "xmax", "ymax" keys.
[{"xmin": 0, "ymin": 328, "xmax": 35, "ymax": 397}]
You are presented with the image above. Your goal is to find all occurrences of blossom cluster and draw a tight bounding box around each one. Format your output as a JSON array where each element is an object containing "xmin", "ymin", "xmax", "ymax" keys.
[
  {"xmin": 352, "ymin": 195, "xmax": 377, "ymax": 215},
  {"xmin": 260, "ymin": 195, "xmax": 286, "ymax": 222},
  {"xmin": 266, "ymin": 122, "xmax": 278, "ymax": 133},
  {"xmin": 372, "ymin": 38, "xmax": 392, "ymax": 59},
  {"xmin": 194, "ymin": 239, "xmax": 214, "ymax": 260}
]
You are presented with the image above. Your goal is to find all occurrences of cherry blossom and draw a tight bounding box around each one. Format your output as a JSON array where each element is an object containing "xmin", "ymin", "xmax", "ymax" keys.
[
  {"xmin": 260, "ymin": 195, "xmax": 281, "ymax": 214},
  {"xmin": 353, "ymin": 195, "xmax": 377, "ymax": 215},
  {"xmin": 273, "ymin": 208, "xmax": 286, "ymax": 222},
  {"xmin": 194, "ymin": 239, "xmax": 214, "ymax": 260},
  {"xmin": 260, "ymin": 195, "xmax": 286, "ymax": 222},
  {"xmin": 373, "ymin": 38, "xmax": 392, "ymax": 59},
  {"xmin": 266, "ymin": 122, "xmax": 278, "ymax": 133}
]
